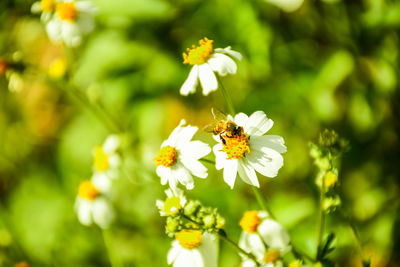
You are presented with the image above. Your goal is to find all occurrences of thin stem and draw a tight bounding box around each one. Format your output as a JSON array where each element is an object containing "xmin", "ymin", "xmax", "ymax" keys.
[
  {"xmin": 101, "ymin": 229, "xmax": 120, "ymax": 267},
  {"xmin": 316, "ymin": 173, "xmax": 326, "ymax": 260},
  {"xmin": 252, "ymin": 186, "xmax": 275, "ymax": 219},
  {"xmin": 218, "ymin": 233, "xmax": 260, "ymax": 267},
  {"xmin": 217, "ymin": 75, "xmax": 235, "ymax": 115}
]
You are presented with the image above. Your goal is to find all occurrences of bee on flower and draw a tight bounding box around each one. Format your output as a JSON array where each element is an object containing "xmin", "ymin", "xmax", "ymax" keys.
[
  {"xmin": 168, "ymin": 230, "xmax": 218, "ymax": 267},
  {"xmin": 74, "ymin": 175, "xmax": 114, "ymax": 228},
  {"xmin": 92, "ymin": 134, "xmax": 121, "ymax": 181},
  {"xmin": 211, "ymin": 110, "xmax": 286, "ymax": 188},
  {"xmin": 180, "ymin": 37, "xmax": 242, "ymax": 96},
  {"xmin": 156, "ymin": 188, "xmax": 187, "ymax": 217},
  {"xmin": 239, "ymin": 211, "xmax": 291, "ymax": 267},
  {"xmin": 45, "ymin": 0, "xmax": 96, "ymax": 47},
  {"xmin": 154, "ymin": 119, "xmax": 211, "ymax": 193}
]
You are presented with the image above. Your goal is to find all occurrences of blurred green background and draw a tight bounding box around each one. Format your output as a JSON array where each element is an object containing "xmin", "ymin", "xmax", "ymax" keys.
[{"xmin": 0, "ymin": 0, "xmax": 399, "ymax": 266}]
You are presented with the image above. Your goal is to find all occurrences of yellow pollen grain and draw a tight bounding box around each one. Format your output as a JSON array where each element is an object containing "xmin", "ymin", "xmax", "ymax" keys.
[
  {"xmin": 78, "ymin": 180, "xmax": 99, "ymax": 201},
  {"xmin": 154, "ymin": 145, "xmax": 177, "ymax": 167},
  {"xmin": 56, "ymin": 2, "xmax": 77, "ymax": 22},
  {"xmin": 222, "ymin": 133, "xmax": 250, "ymax": 159},
  {"xmin": 239, "ymin": 210, "xmax": 260, "ymax": 233},
  {"xmin": 93, "ymin": 146, "xmax": 109, "ymax": 171},
  {"xmin": 263, "ymin": 249, "xmax": 280, "ymax": 263},
  {"xmin": 183, "ymin": 38, "xmax": 213, "ymax": 65},
  {"xmin": 40, "ymin": 0, "xmax": 55, "ymax": 12},
  {"xmin": 176, "ymin": 230, "xmax": 202, "ymax": 249}
]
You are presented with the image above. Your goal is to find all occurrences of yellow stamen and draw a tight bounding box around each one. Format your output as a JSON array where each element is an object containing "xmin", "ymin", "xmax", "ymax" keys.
[
  {"xmin": 263, "ymin": 249, "xmax": 280, "ymax": 263},
  {"xmin": 183, "ymin": 38, "xmax": 214, "ymax": 65},
  {"xmin": 324, "ymin": 171, "xmax": 338, "ymax": 188},
  {"xmin": 154, "ymin": 146, "xmax": 177, "ymax": 167},
  {"xmin": 163, "ymin": 196, "xmax": 182, "ymax": 215},
  {"xmin": 176, "ymin": 230, "xmax": 202, "ymax": 249},
  {"xmin": 93, "ymin": 146, "xmax": 109, "ymax": 171},
  {"xmin": 40, "ymin": 0, "xmax": 55, "ymax": 12},
  {"xmin": 78, "ymin": 180, "xmax": 99, "ymax": 201},
  {"xmin": 239, "ymin": 210, "xmax": 260, "ymax": 233},
  {"xmin": 222, "ymin": 133, "xmax": 250, "ymax": 159},
  {"xmin": 56, "ymin": 2, "xmax": 77, "ymax": 22}
]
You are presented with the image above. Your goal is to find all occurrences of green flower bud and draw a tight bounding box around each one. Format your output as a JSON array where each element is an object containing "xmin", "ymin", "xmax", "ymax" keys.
[
  {"xmin": 202, "ymin": 214, "xmax": 216, "ymax": 228},
  {"xmin": 166, "ymin": 217, "xmax": 180, "ymax": 234},
  {"xmin": 184, "ymin": 200, "xmax": 200, "ymax": 217},
  {"xmin": 319, "ymin": 129, "xmax": 338, "ymax": 148}
]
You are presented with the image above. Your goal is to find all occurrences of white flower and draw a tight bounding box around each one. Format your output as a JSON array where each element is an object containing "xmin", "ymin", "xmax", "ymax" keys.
[
  {"xmin": 31, "ymin": 0, "xmax": 57, "ymax": 23},
  {"xmin": 154, "ymin": 119, "xmax": 211, "ymax": 193},
  {"xmin": 168, "ymin": 231, "xmax": 218, "ymax": 267},
  {"xmin": 46, "ymin": 0, "xmax": 96, "ymax": 47},
  {"xmin": 156, "ymin": 188, "xmax": 187, "ymax": 216},
  {"xmin": 180, "ymin": 38, "xmax": 242, "ymax": 96},
  {"xmin": 74, "ymin": 174, "xmax": 114, "ymax": 228},
  {"xmin": 264, "ymin": 0, "xmax": 304, "ymax": 12},
  {"xmin": 239, "ymin": 211, "xmax": 291, "ymax": 266},
  {"xmin": 92, "ymin": 134, "xmax": 121, "ymax": 181},
  {"xmin": 213, "ymin": 110, "xmax": 286, "ymax": 189}
]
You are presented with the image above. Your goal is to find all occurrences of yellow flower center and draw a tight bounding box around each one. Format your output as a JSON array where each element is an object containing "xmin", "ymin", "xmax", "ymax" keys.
[
  {"xmin": 163, "ymin": 196, "xmax": 182, "ymax": 215},
  {"xmin": 239, "ymin": 210, "xmax": 260, "ymax": 233},
  {"xmin": 176, "ymin": 230, "xmax": 202, "ymax": 249},
  {"xmin": 93, "ymin": 146, "xmax": 109, "ymax": 171},
  {"xmin": 183, "ymin": 38, "xmax": 214, "ymax": 65},
  {"xmin": 263, "ymin": 249, "xmax": 280, "ymax": 263},
  {"xmin": 222, "ymin": 133, "xmax": 250, "ymax": 159},
  {"xmin": 78, "ymin": 180, "xmax": 99, "ymax": 201},
  {"xmin": 40, "ymin": 0, "xmax": 55, "ymax": 12},
  {"xmin": 154, "ymin": 146, "xmax": 177, "ymax": 167},
  {"xmin": 56, "ymin": 2, "xmax": 78, "ymax": 22}
]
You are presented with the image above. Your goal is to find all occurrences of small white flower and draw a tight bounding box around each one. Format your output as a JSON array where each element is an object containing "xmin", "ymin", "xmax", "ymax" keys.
[
  {"xmin": 46, "ymin": 0, "xmax": 96, "ymax": 47},
  {"xmin": 31, "ymin": 0, "xmax": 57, "ymax": 23},
  {"xmin": 168, "ymin": 231, "xmax": 218, "ymax": 267},
  {"xmin": 74, "ymin": 175, "xmax": 114, "ymax": 228},
  {"xmin": 156, "ymin": 188, "xmax": 187, "ymax": 216},
  {"xmin": 238, "ymin": 211, "xmax": 291, "ymax": 266},
  {"xmin": 154, "ymin": 119, "xmax": 211, "ymax": 193},
  {"xmin": 180, "ymin": 38, "xmax": 242, "ymax": 96},
  {"xmin": 213, "ymin": 110, "xmax": 286, "ymax": 188},
  {"xmin": 92, "ymin": 134, "xmax": 121, "ymax": 181}
]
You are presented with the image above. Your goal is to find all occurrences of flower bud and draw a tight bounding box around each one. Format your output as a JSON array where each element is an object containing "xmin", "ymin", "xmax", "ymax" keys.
[
  {"xmin": 183, "ymin": 200, "xmax": 200, "ymax": 217},
  {"xmin": 202, "ymin": 214, "xmax": 216, "ymax": 228}
]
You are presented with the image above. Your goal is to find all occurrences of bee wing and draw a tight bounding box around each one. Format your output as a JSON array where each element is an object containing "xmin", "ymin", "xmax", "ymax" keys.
[
  {"xmin": 211, "ymin": 107, "xmax": 228, "ymax": 121},
  {"xmin": 203, "ymin": 123, "xmax": 217, "ymax": 133}
]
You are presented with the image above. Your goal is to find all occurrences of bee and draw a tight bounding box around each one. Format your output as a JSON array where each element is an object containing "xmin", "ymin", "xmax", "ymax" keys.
[{"xmin": 203, "ymin": 108, "xmax": 244, "ymax": 143}]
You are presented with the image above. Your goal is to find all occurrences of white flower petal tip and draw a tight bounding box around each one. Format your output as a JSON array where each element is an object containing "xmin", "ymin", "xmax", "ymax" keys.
[
  {"xmin": 213, "ymin": 110, "xmax": 285, "ymax": 188},
  {"xmin": 265, "ymin": 0, "xmax": 304, "ymax": 12}
]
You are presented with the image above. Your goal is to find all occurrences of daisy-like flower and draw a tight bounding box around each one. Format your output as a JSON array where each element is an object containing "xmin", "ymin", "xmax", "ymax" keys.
[
  {"xmin": 212, "ymin": 110, "xmax": 286, "ymax": 189},
  {"xmin": 154, "ymin": 119, "xmax": 211, "ymax": 193},
  {"xmin": 168, "ymin": 230, "xmax": 218, "ymax": 267},
  {"xmin": 46, "ymin": 0, "xmax": 96, "ymax": 47},
  {"xmin": 239, "ymin": 211, "xmax": 291, "ymax": 267},
  {"xmin": 156, "ymin": 188, "xmax": 187, "ymax": 216},
  {"xmin": 74, "ymin": 175, "xmax": 114, "ymax": 228},
  {"xmin": 180, "ymin": 37, "xmax": 242, "ymax": 96},
  {"xmin": 31, "ymin": 0, "xmax": 57, "ymax": 23},
  {"xmin": 92, "ymin": 134, "xmax": 121, "ymax": 181}
]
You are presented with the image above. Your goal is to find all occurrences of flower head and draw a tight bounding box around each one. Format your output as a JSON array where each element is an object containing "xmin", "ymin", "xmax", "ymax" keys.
[
  {"xmin": 92, "ymin": 134, "xmax": 121, "ymax": 181},
  {"xmin": 180, "ymin": 38, "xmax": 242, "ymax": 96},
  {"xmin": 154, "ymin": 119, "xmax": 211, "ymax": 193},
  {"xmin": 168, "ymin": 232, "xmax": 218, "ymax": 267},
  {"xmin": 156, "ymin": 188, "xmax": 187, "ymax": 216},
  {"xmin": 31, "ymin": 0, "xmax": 56, "ymax": 22},
  {"xmin": 213, "ymin": 111, "xmax": 286, "ymax": 188}
]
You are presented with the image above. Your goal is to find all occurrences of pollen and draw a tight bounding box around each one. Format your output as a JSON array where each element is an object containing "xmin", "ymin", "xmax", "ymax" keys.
[
  {"xmin": 40, "ymin": 0, "xmax": 55, "ymax": 12},
  {"xmin": 239, "ymin": 210, "xmax": 260, "ymax": 233},
  {"xmin": 56, "ymin": 2, "xmax": 77, "ymax": 22},
  {"xmin": 263, "ymin": 249, "xmax": 280, "ymax": 263},
  {"xmin": 222, "ymin": 133, "xmax": 250, "ymax": 159},
  {"xmin": 164, "ymin": 196, "xmax": 182, "ymax": 215},
  {"xmin": 154, "ymin": 146, "xmax": 177, "ymax": 167},
  {"xmin": 78, "ymin": 180, "xmax": 99, "ymax": 201},
  {"xmin": 93, "ymin": 146, "xmax": 109, "ymax": 171},
  {"xmin": 176, "ymin": 230, "xmax": 202, "ymax": 249},
  {"xmin": 183, "ymin": 38, "xmax": 214, "ymax": 65}
]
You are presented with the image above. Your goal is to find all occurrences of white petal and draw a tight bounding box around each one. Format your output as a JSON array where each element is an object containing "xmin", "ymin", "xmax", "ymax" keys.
[
  {"xmin": 174, "ymin": 126, "xmax": 199, "ymax": 148},
  {"xmin": 61, "ymin": 21, "xmax": 82, "ymax": 47},
  {"xmin": 76, "ymin": 198, "xmax": 93, "ymax": 226},
  {"xmin": 180, "ymin": 158, "xmax": 208, "ymax": 179},
  {"xmin": 172, "ymin": 163, "xmax": 194, "ymax": 190},
  {"xmin": 258, "ymin": 219, "xmax": 291, "ymax": 255},
  {"xmin": 156, "ymin": 165, "xmax": 170, "ymax": 185},
  {"xmin": 213, "ymin": 144, "xmax": 227, "ymax": 170},
  {"xmin": 251, "ymin": 135, "xmax": 287, "ymax": 153},
  {"xmin": 46, "ymin": 19, "xmax": 62, "ymax": 43},
  {"xmin": 179, "ymin": 140, "xmax": 211, "ymax": 160},
  {"xmin": 198, "ymin": 64, "xmax": 218, "ymax": 96},
  {"xmin": 247, "ymin": 146, "xmax": 284, "ymax": 178},
  {"xmin": 234, "ymin": 113, "xmax": 249, "ymax": 127},
  {"xmin": 245, "ymin": 111, "xmax": 274, "ymax": 136},
  {"xmin": 208, "ymin": 53, "xmax": 237, "ymax": 76},
  {"xmin": 238, "ymin": 159, "xmax": 259, "ymax": 187},
  {"xmin": 239, "ymin": 232, "xmax": 265, "ymax": 259},
  {"xmin": 223, "ymin": 159, "xmax": 238, "ymax": 188},
  {"xmin": 91, "ymin": 172, "xmax": 112, "ymax": 193},
  {"xmin": 167, "ymin": 241, "xmax": 181, "ymax": 264},
  {"xmin": 40, "ymin": 12, "xmax": 53, "ymax": 23},
  {"xmin": 162, "ymin": 119, "xmax": 186, "ymax": 147},
  {"xmin": 103, "ymin": 135, "xmax": 120, "ymax": 154},
  {"xmin": 93, "ymin": 198, "xmax": 114, "ymax": 229},
  {"xmin": 180, "ymin": 65, "xmax": 199, "ymax": 96},
  {"xmin": 31, "ymin": 2, "xmax": 41, "ymax": 13},
  {"xmin": 215, "ymin": 46, "xmax": 243, "ymax": 61},
  {"xmin": 199, "ymin": 233, "xmax": 219, "ymax": 267},
  {"xmin": 108, "ymin": 154, "xmax": 121, "ymax": 169},
  {"xmin": 75, "ymin": 1, "xmax": 97, "ymax": 14}
]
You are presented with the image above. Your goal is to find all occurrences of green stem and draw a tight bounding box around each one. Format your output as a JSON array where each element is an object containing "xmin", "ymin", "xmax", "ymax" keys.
[
  {"xmin": 316, "ymin": 173, "xmax": 326, "ymax": 260},
  {"xmin": 217, "ymin": 75, "xmax": 235, "ymax": 115},
  {"xmin": 217, "ymin": 233, "xmax": 260, "ymax": 267},
  {"xmin": 252, "ymin": 186, "xmax": 275, "ymax": 219},
  {"xmin": 199, "ymin": 158, "xmax": 216, "ymax": 165},
  {"xmin": 101, "ymin": 229, "xmax": 120, "ymax": 267}
]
